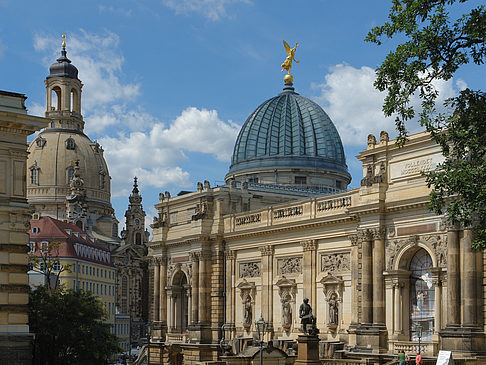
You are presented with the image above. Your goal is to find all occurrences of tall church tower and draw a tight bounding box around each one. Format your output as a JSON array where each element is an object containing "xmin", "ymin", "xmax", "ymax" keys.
[
  {"xmin": 27, "ymin": 35, "xmax": 119, "ymax": 244},
  {"xmin": 121, "ymin": 177, "xmax": 148, "ymax": 246}
]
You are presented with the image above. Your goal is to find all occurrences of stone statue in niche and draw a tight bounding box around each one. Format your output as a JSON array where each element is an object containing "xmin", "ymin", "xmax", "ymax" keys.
[
  {"xmin": 328, "ymin": 293, "xmax": 338, "ymax": 326},
  {"xmin": 299, "ymin": 298, "xmax": 318, "ymax": 335},
  {"xmin": 243, "ymin": 295, "xmax": 252, "ymax": 326},
  {"xmin": 281, "ymin": 294, "xmax": 292, "ymax": 329}
]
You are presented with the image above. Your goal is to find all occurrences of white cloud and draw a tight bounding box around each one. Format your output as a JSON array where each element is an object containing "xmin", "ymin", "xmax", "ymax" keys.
[
  {"xmin": 313, "ymin": 64, "xmax": 466, "ymax": 147},
  {"xmin": 99, "ymin": 106, "xmax": 239, "ymax": 196},
  {"xmin": 162, "ymin": 0, "xmax": 250, "ymax": 21}
]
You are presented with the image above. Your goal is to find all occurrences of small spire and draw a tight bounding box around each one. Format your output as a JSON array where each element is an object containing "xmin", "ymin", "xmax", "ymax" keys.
[
  {"xmin": 132, "ymin": 177, "xmax": 139, "ymax": 194},
  {"xmin": 61, "ymin": 34, "xmax": 66, "ymax": 49}
]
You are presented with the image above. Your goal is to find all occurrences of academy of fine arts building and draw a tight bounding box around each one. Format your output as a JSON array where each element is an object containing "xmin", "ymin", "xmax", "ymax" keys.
[{"xmin": 0, "ymin": 36, "xmax": 484, "ymax": 365}]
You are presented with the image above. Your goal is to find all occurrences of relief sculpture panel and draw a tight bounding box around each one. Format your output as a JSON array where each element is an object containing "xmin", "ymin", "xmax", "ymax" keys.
[
  {"xmin": 239, "ymin": 261, "xmax": 261, "ymax": 278},
  {"xmin": 277, "ymin": 257, "xmax": 302, "ymax": 275},
  {"xmin": 321, "ymin": 252, "xmax": 350, "ymax": 272}
]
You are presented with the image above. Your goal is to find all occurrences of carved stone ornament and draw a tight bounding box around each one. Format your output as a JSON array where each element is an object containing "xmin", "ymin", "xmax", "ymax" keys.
[
  {"xmin": 237, "ymin": 279, "xmax": 256, "ymax": 330},
  {"xmin": 348, "ymin": 234, "xmax": 358, "ymax": 246},
  {"xmin": 277, "ymin": 257, "xmax": 302, "ymax": 275},
  {"xmin": 167, "ymin": 259, "xmax": 193, "ymax": 285},
  {"xmin": 422, "ymin": 234, "xmax": 448, "ymax": 267},
  {"xmin": 321, "ymin": 252, "xmax": 350, "ymax": 273},
  {"xmin": 301, "ymin": 239, "xmax": 317, "ymax": 251},
  {"xmin": 259, "ymin": 245, "xmax": 274, "ymax": 256},
  {"xmin": 239, "ymin": 261, "xmax": 261, "ymax": 278}
]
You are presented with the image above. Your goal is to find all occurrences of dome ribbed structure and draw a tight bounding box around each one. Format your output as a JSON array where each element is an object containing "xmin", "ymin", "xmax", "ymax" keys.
[{"xmin": 227, "ymin": 83, "xmax": 349, "ymax": 179}]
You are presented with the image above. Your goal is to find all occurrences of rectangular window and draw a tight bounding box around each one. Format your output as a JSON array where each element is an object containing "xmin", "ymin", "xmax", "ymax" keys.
[
  {"xmin": 82, "ymin": 281, "xmax": 85, "ymax": 290},
  {"xmin": 96, "ymin": 283, "xmax": 99, "ymax": 294},
  {"xmin": 29, "ymin": 242, "xmax": 35, "ymax": 254},
  {"xmin": 295, "ymin": 176, "xmax": 307, "ymax": 185},
  {"xmin": 90, "ymin": 282, "xmax": 92, "ymax": 291},
  {"xmin": 104, "ymin": 285, "xmax": 107, "ymax": 295},
  {"xmin": 53, "ymin": 261, "xmax": 61, "ymax": 271},
  {"xmin": 97, "ymin": 268, "xmax": 99, "ymax": 277}
]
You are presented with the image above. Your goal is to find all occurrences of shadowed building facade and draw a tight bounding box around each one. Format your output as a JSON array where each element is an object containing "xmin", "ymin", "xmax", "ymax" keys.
[
  {"xmin": 0, "ymin": 91, "xmax": 48, "ymax": 364},
  {"xmin": 146, "ymin": 79, "xmax": 485, "ymax": 364}
]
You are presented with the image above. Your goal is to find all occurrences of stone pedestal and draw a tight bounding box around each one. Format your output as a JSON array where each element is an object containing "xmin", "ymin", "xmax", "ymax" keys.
[
  {"xmin": 439, "ymin": 326, "xmax": 485, "ymax": 356},
  {"xmin": 355, "ymin": 325, "xmax": 388, "ymax": 354},
  {"xmin": 294, "ymin": 335, "xmax": 321, "ymax": 365}
]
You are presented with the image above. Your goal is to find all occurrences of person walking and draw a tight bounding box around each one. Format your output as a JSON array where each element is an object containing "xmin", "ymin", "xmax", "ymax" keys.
[
  {"xmin": 397, "ymin": 350, "xmax": 409, "ymax": 365},
  {"xmin": 415, "ymin": 352, "xmax": 423, "ymax": 365}
]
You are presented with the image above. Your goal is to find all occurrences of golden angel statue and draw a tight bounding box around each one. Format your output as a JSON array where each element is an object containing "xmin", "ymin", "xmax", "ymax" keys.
[{"xmin": 281, "ymin": 40, "xmax": 300, "ymax": 74}]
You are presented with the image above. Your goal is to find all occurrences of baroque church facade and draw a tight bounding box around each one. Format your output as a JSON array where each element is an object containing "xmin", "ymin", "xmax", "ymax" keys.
[
  {"xmin": 24, "ymin": 41, "xmax": 149, "ymax": 349},
  {"xmin": 146, "ymin": 78, "xmax": 486, "ymax": 363}
]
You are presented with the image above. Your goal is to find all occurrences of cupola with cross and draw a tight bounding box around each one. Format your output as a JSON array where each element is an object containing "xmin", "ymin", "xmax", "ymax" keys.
[{"xmin": 45, "ymin": 34, "xmax": 84, "ymax": 132}]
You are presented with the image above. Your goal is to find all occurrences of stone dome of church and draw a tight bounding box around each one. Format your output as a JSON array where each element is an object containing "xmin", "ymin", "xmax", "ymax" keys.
[
  {"xmin": 26, "ymin": 38, "xmax": 118, "ymax": 242},
  {"xmin": 27, "ymin": 131, "xmax": 111, "ymax": 206},
  {"xmin": 226, "ymin": 82, "xmax": 351, "ymax": 191}
]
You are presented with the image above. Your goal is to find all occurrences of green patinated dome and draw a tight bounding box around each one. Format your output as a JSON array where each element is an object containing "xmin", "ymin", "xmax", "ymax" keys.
[{"xmin": 227, "ymin": 82, "xmax": 349, "ymax": 179}]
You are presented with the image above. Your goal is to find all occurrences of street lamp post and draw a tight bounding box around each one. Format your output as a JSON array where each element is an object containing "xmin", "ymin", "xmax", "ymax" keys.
[
  {"xmin": 145, "ymin": 322, "xmax": 152, "ymax": 365},
  {"xmin": 255, "ymin": 315, "xmax": 267, "ymax": 365},
  {"xmin": 416, "ymin": 323, "xmax": 422, "ymax": 354}
]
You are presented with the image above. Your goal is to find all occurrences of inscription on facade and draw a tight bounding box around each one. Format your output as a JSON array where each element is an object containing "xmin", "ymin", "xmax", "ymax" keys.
[
  {"xmin": 236, "ymin": 213, "xmax": 261, "ymax": 226},
  {"xmin": 390, "ymin": 154, "xmax": 444, "ymax": 180},
  {"xmin": 277, "ymin": 257, "xmax": 302, "ymax": 275},
  {"xmin": 273, "ymin": 206, "xmax": 303, "ymax": 219},
  {"xmin": 239, "ymin": 262, "xmax": 261, "ymax": 278},
  {"xmin": 321, "ymin": 253, "xmax": 350, "ymax": 272}
]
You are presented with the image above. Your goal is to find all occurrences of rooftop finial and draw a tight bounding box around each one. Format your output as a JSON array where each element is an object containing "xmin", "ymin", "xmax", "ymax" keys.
[
  {"xmin": 61, "ymin": 34, "xmax": 67, "ymax": 49},
  {"xmin": 132, "ymin": 176, "xmax": 139, "ymax": 194},
  {"xmin": 281, "ymin": 40, "xmax": 300, "ymax": 83}
]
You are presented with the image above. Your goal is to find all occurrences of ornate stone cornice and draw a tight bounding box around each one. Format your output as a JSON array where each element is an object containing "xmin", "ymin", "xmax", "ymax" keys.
[
  {"xmin": 301, "ymin": 239, "xmax": 317, "ymax": 251},
  {"xmin": 200, "ymin": 250, "xmax": 213, "ymax": 260},
  {"xmin": 259, "ymin": 245, "xmax": 274, "ymax": 256}
]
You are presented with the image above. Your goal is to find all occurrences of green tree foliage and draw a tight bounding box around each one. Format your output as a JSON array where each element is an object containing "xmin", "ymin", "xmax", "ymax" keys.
[
  {"xmin": 366, "ymin": 0, "xmax": 486, "ymax": 247},
  {"xmin": 29, "ymin": 286, "xmax": 120, "ymax": 364}
]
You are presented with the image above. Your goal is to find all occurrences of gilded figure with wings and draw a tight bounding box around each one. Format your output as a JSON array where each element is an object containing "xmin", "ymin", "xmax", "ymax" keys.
[{"xmin": 281, "ymin": 40, "xmax": 300, "ymax": 74}]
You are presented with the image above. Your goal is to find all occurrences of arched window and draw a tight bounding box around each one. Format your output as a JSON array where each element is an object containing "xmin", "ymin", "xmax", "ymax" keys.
[
  {"xmin": 409, "ymin": 248, "xmax": 435, "ymax": 342},
  {"xmin": 112, "ymin": 223, "xmax": 118, "ymax": 237},
  {"xmin": 67, "ymin": 167, "xmax": 74, "ymax": 184},
  {"xmin": 135, "ymin": 232, "xmax": 142, "ymax": 245},
  {"xmin": 66, "ymin": 138, "xmax": 75, "ymax": 150},
  {"xmin": 121, "ymin": 275, "xmax": 128, "ymax": 314},
  {"xmin": 51, "ymin": 87, "xmax": 61, "ymax": 111},
  {"xmin": 99, "ymin": 171, "xmax": 106, "ymax": 189},
  {"xmin": 70, "ymin": 88, "xmax": 78, "ymax": 113},
  {"xmin": 30, "ymin": 166, "xmax": 39, "ymax": 185}
]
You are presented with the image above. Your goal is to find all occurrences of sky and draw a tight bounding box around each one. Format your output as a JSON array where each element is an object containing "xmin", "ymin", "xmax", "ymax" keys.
[{"xmin": 1, "ymin": 0, "xmax": 484, "ymax": 235}]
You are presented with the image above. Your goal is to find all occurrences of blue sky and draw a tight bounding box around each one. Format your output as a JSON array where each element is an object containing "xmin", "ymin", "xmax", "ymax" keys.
[{"xmin": 1, "ymin": 0, "xmax": 483, "ymax": 233}]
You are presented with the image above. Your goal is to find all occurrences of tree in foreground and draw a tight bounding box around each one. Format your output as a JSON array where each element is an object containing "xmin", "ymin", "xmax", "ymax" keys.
[
  {"xmin": 29, "ymin": 286, "xmax": 120, "ymax": 365},
  {"xmin": 366, "ymin": 0, "xmax": 486, "ymax": 247}
]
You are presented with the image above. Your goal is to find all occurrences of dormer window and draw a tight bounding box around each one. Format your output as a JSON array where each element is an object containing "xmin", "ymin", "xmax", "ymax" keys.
[
  {"xmin": 32, "ymin": 227, "xmax": 40, "ymax": 234},
  {"xmin": 36, "ymin": 137, "xmax": 46, "ymax": 148},
  {"xmin": 67, "ymin": 166, "xmax": 74, "ymax": 184},
  {"xmin": 99, "ymin": 170, "xmax": 106, "ymax": 189},
  {"xmin": 66, "ymin": 138, "xmax": 75, "ymax": 150},
  {"xmin": 30, "ymin": 162, "xmax": 40, "ymax": 185}
]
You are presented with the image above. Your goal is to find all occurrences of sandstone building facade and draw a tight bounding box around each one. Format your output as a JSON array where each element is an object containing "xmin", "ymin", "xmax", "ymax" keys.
[
  {"xmin": 0, "ymin": 91, "xmax": 48, "ymax": 364},
  {"xmin": 146, "ymin": 80, "xmax": 486, "ymax": 363}
]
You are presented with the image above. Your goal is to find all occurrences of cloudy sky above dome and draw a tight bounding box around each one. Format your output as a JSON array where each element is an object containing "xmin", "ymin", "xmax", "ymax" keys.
[{"xmin": 0, "ymin": 0, "xmax": 482, "ymax": 234}]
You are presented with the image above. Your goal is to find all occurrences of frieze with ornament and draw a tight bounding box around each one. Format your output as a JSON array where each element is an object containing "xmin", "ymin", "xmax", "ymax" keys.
[
  {"xmin": 239, "ymin": 261, "xmax": 261, "ymax": 278},
  {"xmin": 321, "ymin": 252, "xmax": 350, "ymax": 272},
  {"xmin": 277, "ymin": 257, "xmax": 302, "ymax": 275}
]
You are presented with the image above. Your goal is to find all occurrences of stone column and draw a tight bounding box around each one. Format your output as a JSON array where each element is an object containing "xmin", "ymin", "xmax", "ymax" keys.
[
  {"xmin": 359, "ymin": 230, "xmax": 373, "ymax": 325},
  {"xmin": 372, "ymin": 228, "xmax": 385, "ymax": 326},
  {"xmin": 260, "ymin": 245, "xmax": 274, "ymax": 328},
  {"xmin": 433, "ymin": 276, "xmax": 442, "ymax": 333},
  {"xmin": 153, "ymin": 260, "xmax": 160, "ymax": 322},
  {"xmin": 198, "ymin": 250, "xmax": 210, "ymax": 323},
  {"xmin": 301, "ymin": 240, "xmax": 317, "ymax": 311},
  {"xmin": 393, "ymin": 281, "xmax": 403, "ymax": 334},
  {"xmin": 462, "ymin": 229, "xmax": 477, "ymax": 326},
  {"xmin": 225, "ymin": 250, "xmax": 236, "ymax": 326},
  {"xmin": 348, "ymin": 234, "xmax": 359, "ymax": 327},
  {"xmin": 159, "ymin": 256, "xmax": 167, "ymax": 325},
  {"xmin": 190, "ymin": 252, "xmax": 200, "ymax": 324},
  {"xmin": 446, "ymin": 227, "xmax": 460, "ymax": 326}
]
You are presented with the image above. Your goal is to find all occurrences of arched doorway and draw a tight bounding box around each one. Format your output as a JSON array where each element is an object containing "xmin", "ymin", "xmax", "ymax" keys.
[
  {"xmin": 409, "ymin": 248, "xmax": 435, "ymax": 341},
  {"xmin": 171, "ymin": 271, "xmax": 189, "ymax": 332}
]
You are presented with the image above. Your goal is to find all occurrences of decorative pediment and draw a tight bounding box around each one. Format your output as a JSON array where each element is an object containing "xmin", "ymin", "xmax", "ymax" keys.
[
  {"xmin": 320, "ymin": 272, "xmax": 344, "ymax": 301},
  {"xmin": 275, "ymin": 276, "xmax": 297, "ymax": 299},
  {"xmin": 237, "ymin": 279, "xmax": 256, "ymax": 298}
]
